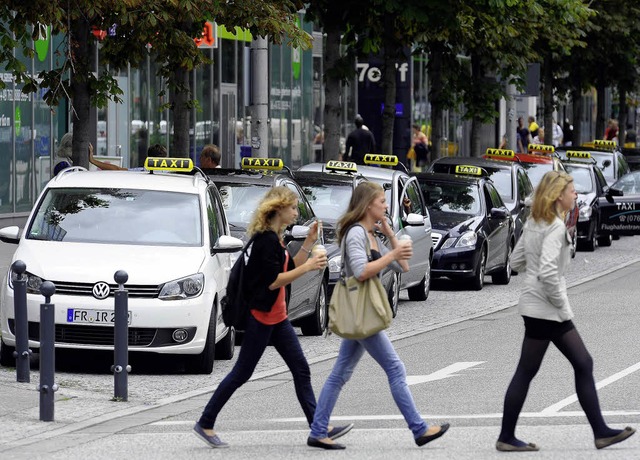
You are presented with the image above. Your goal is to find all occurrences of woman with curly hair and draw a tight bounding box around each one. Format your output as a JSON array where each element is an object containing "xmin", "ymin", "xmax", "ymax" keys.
[
  {"xmin": 194, "ymin": 186, "xmax": 352, "ymax": 448},
  {"xmin": 496, "ymin": 171, "xmax": 635, "ymax": 451}
]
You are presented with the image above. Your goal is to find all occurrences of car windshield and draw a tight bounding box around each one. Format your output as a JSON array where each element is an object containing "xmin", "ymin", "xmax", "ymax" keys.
[
  {"xmin": 613, "ymin": 171, "xmax": 640, "ymax": 195},
  {"xmin": 431, "ymin": 163, "xmax": 513, "ymax": 203},
  {"xmin": 27, "ymin": 188, "xmax": 202, "ymax": 246},
  {"xmin": 521, "ymin": 162, "xmax": 554, "ymax": 188},
  {"xmin": 589, "ymin": 151, "xmax": 615, "ymax": 182},
  {"xmin": 421, "ymin": 182, "xmax": 481, "ymax": 216},
  {"xmin": 564, "ymin": 165, "xmax": 594, "ymax": 194},
  {"xmin": 217, "ymin": 183, "xmax": 269, "ymax": 228},
  {"xmin": 300, "ymin": 183, "xmax": 352, "ymax": 224}
]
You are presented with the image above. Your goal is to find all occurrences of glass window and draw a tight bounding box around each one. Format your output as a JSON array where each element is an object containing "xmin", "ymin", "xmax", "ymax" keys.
[
  {"xmin": 564, "ymin": 165, "xmax": 594, "ymax": 194},
  {"xmin": 402, "ymin": 180, "xmax": 424, "ymax": 216},
  {"xmin": 206, "ymin": 188, "xmax": 224, "ymax": 247},
  {"xmin": 617, "ymin": 153, "xmax": 630, "ymax": 178},
  {"xmin": 217, "ymin": 183, "xmax": 269, "ymax": 228},
  {"xmin": 422, "ymin": 182, "xmax": 481, "ymax": 216},
  {"xmin": 284, "ymin": 181, "xmax": 312, "ymax": 223},
  {"xmin": 521, "ymin": 162, "xmax": 553, "ymax": 189},
  {"xmin": 485, "ymin": 183, "xmax": 504, "ymax": 209},
  {"xmin": 301, "ymin": 183, "xmax": 351, "ymax": 224},
  {"xmin": 27, "ymin": 188, "xmax": 202, "ymax": 246}
]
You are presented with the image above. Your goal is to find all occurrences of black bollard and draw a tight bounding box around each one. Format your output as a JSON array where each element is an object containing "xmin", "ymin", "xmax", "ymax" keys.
[
  {"xmin": 38, "ymin": 281, "xmax": 57, "ymax": 422},
  {"xmin": 11, "ymin": 260, "xmax": 31, "ymax": 383},
  {"xmin": 112, "ymin": 270, "xmax": 130, "ymax": 401}
]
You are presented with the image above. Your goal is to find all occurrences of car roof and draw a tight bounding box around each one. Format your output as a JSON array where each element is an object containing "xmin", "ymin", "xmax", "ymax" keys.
[
  {"xmin": 48, "ymin": 169, "xmax": 206, "ymax": 194},
  {"xmin": 293, "ymin": 170, "xmax": 364, "ymax": 186},
  {"xmin": 206, "ymin": 168, "xmax": 286, "ymax": 186},
  {"xmin": 514, "ymin": 153, "xmax": 555, "ymax": 164},
  {"xmin": 412, "ymin": 171, "xmax": 482, "ymax": 186},
  {"xmin": 356, "ymin": 165, "xmax": 405, "ymax": 180},
  {"xmin": 432, "ymin": 156, "xmax": 516, "ymax": 171}
]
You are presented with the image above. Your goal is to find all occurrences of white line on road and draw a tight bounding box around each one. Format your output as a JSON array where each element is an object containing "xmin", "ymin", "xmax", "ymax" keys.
[
  {"xmin": 541, "ymin": 361, "xmax": 640, "ymax": 414},
  {"xmin": 406, "ymin": 362, "xmax": 485, "ymax": 385}
]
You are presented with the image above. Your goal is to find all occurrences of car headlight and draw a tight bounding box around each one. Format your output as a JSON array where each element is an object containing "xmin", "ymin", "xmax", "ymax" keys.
[
  {"xmin": 9, "ymin": 270, "xmax": 44, "ymax": 294},
  {"xmin": 328, "ymin": 255, "xmax": 342, "ymax": 273},
  {"xmin": 441, "ymin": 237, "xmax": 455, "ymax": 249},
  {"xmin": 158, "ymin": 273, "xmax": 204, "ymax": 300},
  {"xmin": 455, "ymin": 231, "xmax": 477, "ymax": 248},
  {"xmin": 579, "ymin": 205, "xmax": 592, "ymax": 221}
]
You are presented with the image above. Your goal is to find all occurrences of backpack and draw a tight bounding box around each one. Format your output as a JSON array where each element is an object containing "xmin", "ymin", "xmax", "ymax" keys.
[
  {"xmin": 221, "ymin": 236, "xmax": 255, "ymax": 329},
  {"xmin": 414, "ymin": 141, "xmax": 429, "ymax": 164}
]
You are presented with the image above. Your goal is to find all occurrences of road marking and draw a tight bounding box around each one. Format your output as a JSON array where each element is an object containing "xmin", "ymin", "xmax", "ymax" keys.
[
  {"xmin": 541, "ymin": 361, "xmax": 640, "ymax": 414},
  {"xmin": 406, "ymin": 362, "xmax": 485, "ymax": 385}
]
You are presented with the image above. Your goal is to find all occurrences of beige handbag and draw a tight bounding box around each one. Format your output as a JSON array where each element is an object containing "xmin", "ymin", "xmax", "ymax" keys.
[{"xmin": 328, "ymin": 226, "xmax": 393, "ymax": 339}]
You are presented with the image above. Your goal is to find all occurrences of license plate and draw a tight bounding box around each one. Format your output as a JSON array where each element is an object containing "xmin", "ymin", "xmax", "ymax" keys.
[{"xmin": 66, "ymin": 309, "xmax": 132, "ymax": 325}]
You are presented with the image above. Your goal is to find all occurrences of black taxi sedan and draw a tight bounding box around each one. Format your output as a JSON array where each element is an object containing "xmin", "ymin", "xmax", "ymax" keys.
[
  {"xmin": 557, "ymin": 140, "xmax": 631, "ymax": 186},
  {"xmin": 205, "ymin": 158, "xmax": 328, "ymax": 336},
  {"xmin": 598, "ymin": 170, "xmax": 640, "ymax": 235},
  {"xmin": 413, "ymin": 167, "xmax": 514, "ymax": 290}
]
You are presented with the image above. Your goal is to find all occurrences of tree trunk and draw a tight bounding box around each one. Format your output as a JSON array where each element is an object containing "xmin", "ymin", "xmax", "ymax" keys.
[
  {"xmin": 171, "ymin": 66, "xmax": 191, "ymax": 157},
  {"xmin": 618, "ymin": 86, "xmax": 628, "ymax": 145},
  {"xmin": 70, "ymin": 18, "xmax": 92, "ymax": 169},
  {"xmin": 470, "ymin": 119, "xmax": 481, "ymax": 157},
  {"xmin": 469, "ymin": 54, "xmax": 481, "ymax": 157},
  {"xmin": 596, "ymin": 81, "xmax": 606, "ymax": 139},
  {"xmin": 323, "ymin": 29, "xmax": 341, "ymax": 161},
  {"xmin": 380, "ymin": 17, "xmax": 397, "ymax": 156},
  {"xmin": 542, "ymin": 53, "xmax": 554, "ymax": 146},
  {"xmin": 571, "ymin": 87, "xmax": 582, "ymax": 146},
  {"xmin": 428, "ymin": 44, "xmax": 444, "ymax": 159}
]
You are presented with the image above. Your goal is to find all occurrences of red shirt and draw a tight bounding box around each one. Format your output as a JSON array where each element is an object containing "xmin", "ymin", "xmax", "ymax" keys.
[{"xmin": 251, "ymin": 249, "xmax": 289, "ymax": 325}]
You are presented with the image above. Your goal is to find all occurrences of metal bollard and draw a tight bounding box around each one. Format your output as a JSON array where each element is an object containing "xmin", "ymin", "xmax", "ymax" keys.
[
  {"xmin": 11, "ymin": 260, "xmax": 31, "ymax": 383},
  {"xmin": 38, "ymin": 281, "xmax": 57, "ymax": 422},
  {"xmin": 112, "ymin": 270, "xmax": 131, "ymax": 401}
]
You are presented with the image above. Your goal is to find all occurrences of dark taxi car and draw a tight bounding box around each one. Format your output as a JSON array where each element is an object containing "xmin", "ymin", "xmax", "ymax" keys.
[
  {"xmin": 598, "ymin": 170, "xmax": 640, "ymax": 235},
  {"xmin": 293, "ymin": 161, "xmax": 368, "ymax": 295},
  {"xmin": 561, "ymin": 151, "xmax": 612, "ymax": 251},
  {"xmin": 205, "ymin": 157, "xmax": 328, "ymax": 336},
  {"xmin": 413, "ymin": 167, "xmax": 514, "ymax": 290},
  {"xmin": 620, "ymin": 147, "xmax": 640, "ymax": 172},
  {"xmin": 557, "ymin": 140, "xmax": 630, "ymax": 186},
  {"xmin": 428, "ymin": 152, "xmax": 533, "ymax": 241}
]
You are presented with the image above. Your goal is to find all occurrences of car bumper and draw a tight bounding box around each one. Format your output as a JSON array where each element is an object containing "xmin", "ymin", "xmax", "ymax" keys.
[
  {"xmin": 431, "ymin": 246, "xmax": 479, "ymax": 278},
  {"xmin": 576, "ymin": 220, "xmax": 593, "ymax": 240},
  {"xmin": 1, "ymin": 286, "xmax": 214, "ymax": 354}
]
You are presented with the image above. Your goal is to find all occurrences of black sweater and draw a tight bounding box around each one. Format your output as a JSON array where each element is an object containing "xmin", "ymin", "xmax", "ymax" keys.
[{"xmin": 245, "ymin": 231, "xmax": 296, "ymax": 312}]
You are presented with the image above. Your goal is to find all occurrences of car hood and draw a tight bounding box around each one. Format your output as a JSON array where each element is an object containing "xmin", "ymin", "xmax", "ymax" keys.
[
  {"xmin": 577, "ymin": 192, "xmax": 596, "ymax": 207},
  {"xmin": 12, "ymin": 241, "xmax": 206, "ymax": 284},
  {"xmin": 431, "ymin": 213, "xmax": 482, "ymax": 235}
]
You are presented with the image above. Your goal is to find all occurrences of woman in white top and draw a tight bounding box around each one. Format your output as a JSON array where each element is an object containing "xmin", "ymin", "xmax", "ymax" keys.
[{"xmin": 496, "ymin": 171, "xmax": 635, "ymax": 451}]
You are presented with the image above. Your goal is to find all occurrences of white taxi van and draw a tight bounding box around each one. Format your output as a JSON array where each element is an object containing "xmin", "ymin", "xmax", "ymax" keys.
[{"xmin": 0, "ymin": 158, "xmax": 243, "ymax": 373}]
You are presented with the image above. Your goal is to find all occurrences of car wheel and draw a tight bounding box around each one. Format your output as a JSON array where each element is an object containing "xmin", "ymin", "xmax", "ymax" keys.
[
  {"xmin": 597, "ymin": 233, "xmax": 612, "ymax": 247},
  {"xmin": 407, "ymin": 267, "xmax": 430, "ymax": 302},
  {"xmin": 387, "ymin": 272, "xmax": 400, "ymax": 317},
  {"xmin": 0, "ymin": 340, "xmax": 15, "ymax": 367},
  {"xmin": 470, "ymin": 249, "xmax": 486, "ymax": 291},
  {"xmin": 186, "ymin": 306, "xmax": 216, "ymax": 374},
  {"xmin": 215, "ymin": 326, "xmax": 235, "ymax": 360},
  {"xmin": 579, "ymin": 223, "xmax": 596, "ymax": 252},
  {"xmin": 301, "ymin": 280, "xmax": 327, "ymax": 336},
  {"xmin": 492, "ymin": 242, "xmax": 512, "ymax": 285}
]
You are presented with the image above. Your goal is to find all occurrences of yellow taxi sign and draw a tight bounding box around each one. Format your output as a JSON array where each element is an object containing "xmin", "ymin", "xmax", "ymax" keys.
[
  {"xmin": 363, "ymin": 154, "xmax": 398, "ymax": 166},
  {"xmin": 528, "ymin": 144, "xmax": 555, "ymax": 154},
  {"xmin": 454, "ymin": 165, "xmax": 483, "ymax": 176},
  {"xmin": 485, "ymin": 148, "xmax": 515, "ymax": 159},
  {"xmin": 326, "ymin": 160, "xmax": 357, "ymax": 173},
  {"xmin": 241, "ymin": 157, "xmax": 284, "ymax": 171},
  {"xmin": 593, "ymin": 139, "xmax": 616, "ymax": 150},
  {"xmin": 567, "ymin": 150, "xmax": 591, "ymax": 160},
  {"xmin": 144, "ymin": 157, "xmax": 194, "ymax": 172}
]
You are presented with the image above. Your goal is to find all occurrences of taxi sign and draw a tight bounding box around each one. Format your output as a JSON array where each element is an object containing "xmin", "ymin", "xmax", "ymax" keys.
[
  {"xmin": 485, "ymin": 148, "xmax": 515, "ymax": 159},
  {"xmin": 144, "ymin": 157, "xmax": 194, "ymax": 172},
  {"xmin": 241, "ymin": 157, "xmax": 284, "ymax": 170},
  {"xmin": 566, "ymin": 151, "xmax": 591, "ymax": 160},
  {"xmin": 593, "ymin": 139, "xmax": 617, "ymax": 150},
  {"xmin": 454, "ymin": 165, "xmax": 483, "ymax": 176},
  {"xmin": 363, "ymin": 154, "xmax": 398, "ymax": 166},
  {"xmin": 528, "ymin": 144, "xmax": 554, "ymax": 154},
  {"xmin": 326, "ymin": 160, "xmax": 357, "ymax": 173}
]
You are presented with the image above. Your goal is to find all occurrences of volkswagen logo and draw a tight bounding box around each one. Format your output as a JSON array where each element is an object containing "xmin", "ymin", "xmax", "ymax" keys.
[{"xmin": 92, "ymin": 282, "xmax": 111, "ymax": 300}]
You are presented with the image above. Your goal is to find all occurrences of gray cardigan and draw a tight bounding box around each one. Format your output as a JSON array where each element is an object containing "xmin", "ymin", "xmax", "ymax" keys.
[
  {"xmin": 344, "ymin": 225, "xmax": 403, "ymax": 279},
  {"xmin": 511, "ymin": 216, "xmax": 574, "ymax": 322}
]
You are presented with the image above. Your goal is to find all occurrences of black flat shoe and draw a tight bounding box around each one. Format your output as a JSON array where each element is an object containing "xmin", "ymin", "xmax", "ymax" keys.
[
  {"xmin": 595, "ymin": 427, "xmax": 636, "ymax": 449},
  {"xmin": 307, "ymin": 437, "xmax": 346, "ymax": 450},
  {"xmin": 415, "ymin": 423, "xmax": 450, "ymax": 447}
]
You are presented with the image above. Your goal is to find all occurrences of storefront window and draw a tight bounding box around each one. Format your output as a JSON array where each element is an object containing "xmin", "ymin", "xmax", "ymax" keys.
[
  {"xmin": 15, "ymin": 48, "xmax": 33, "ymax": 212},
  {"xmin": 0, "ymin": 67, "xmax": 12, "ymax": 213}
]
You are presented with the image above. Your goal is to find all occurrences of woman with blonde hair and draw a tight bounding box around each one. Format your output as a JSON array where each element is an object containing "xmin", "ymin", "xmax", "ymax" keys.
[
  {"xmin": 194, "ymin": 186, "xmax": 352, "ymax": 448},
  {"xmin": 307, "ymin": 182, "xmax": 449, "ymax": 450},
  {"xmin": 497, "ymin": 171, "xmax": 635, "ymax": 451}
]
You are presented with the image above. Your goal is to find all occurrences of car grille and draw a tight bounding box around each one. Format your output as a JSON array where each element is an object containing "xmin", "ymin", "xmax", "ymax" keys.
[
  {"xmin": 50, "ymin": 281, "xmax": 159, "ymax": 299},
  {"xmin": 9, "ymin": 320, "xmax": 156, "ymax": 346},
  {"xmin": 431, "ymin": 233, "xmax": 443, "ymax": 249}
]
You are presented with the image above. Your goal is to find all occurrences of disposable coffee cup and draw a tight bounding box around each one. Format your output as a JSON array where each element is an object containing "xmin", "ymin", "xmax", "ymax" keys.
[
  {"xmin": 398, "ymin": 234, "xmax": 412, "ymax": 248},
  {"xmin": 312, "ymin": 244, "xmax": 327, "ymax": 258}
]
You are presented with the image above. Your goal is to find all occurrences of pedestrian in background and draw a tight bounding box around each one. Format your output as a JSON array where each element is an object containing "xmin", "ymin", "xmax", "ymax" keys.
[
  {"xmin": 53, "ymin": 132, "xmax": 74, "ymax": 176},
  {"xmin": 528, "ymin": 116, "xmax": 539, "ymax": 139},
  {"xmin": 551, "ymin": 119, "xmax": 563, "ymax": 147},
  {"xmin": 307, "ymin": 182, "xmax": 449, "ymax": 450},
  {"xmin": 411, "ymin": 123, "xmax": 430, "ymax": 171},
  {"xmin": 194, "ymin": 186, "xmax": 352, "ymax": 448},
  {"xmin": 517, "ymin": 117, "xmax": 529, "ymax": 153},
  {"xmin": 496, "ymin": 171, "xmax": 635, "ymax": 452},
  {"xmin": 345, "ymin": 114, "xmax": 376, "ymax": 165},
  {"xmin": 199, "ymin": 144, "xmax": 221, "ymax": 168}
]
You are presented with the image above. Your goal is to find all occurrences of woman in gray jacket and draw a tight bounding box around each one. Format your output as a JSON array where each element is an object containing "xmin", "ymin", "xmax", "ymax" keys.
[{"xmin": 496, "ymin": 171, "xmax": 635, "ymax": 452}]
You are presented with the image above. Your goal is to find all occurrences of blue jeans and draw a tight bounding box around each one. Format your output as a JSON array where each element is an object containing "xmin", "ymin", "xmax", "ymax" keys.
[
  {"xmin": 310, "ymin": 331, "xmax": 428, "ymax": 439},
  {"xmin": 198, "ymin": 314, "xmax": 316, "ymax": 429}
]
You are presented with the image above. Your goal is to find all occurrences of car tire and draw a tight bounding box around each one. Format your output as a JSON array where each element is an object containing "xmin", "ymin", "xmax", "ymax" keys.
[
  {"xmin": 0, "ymin": 340, "xmax": 15, "ymax": 367},
  {"xmin": 407, "ymin": 267, "xmax": 430, "ymax": 302},
  {"xmin": 215, "ymin": 326, "xmax": 235, "ymax": 360},
  {"xmin": 579, "ymin": 223, "xmax": 596, "ymax": 252},
  {"xmin": 492, "ymin": 242, "xmax": 512, "ymax": 285},
  {"xmin": 301, "ymin": 280, "xmax": 327, "ymax": 336},
  {"xmin": 387, "ymin": 272, "xmax": 400, "ymax": 317},
  {"xmin": 597, "ymin": 234, "xmax": 612, "ymax": 247},
  {"xmin": 186, "ymin": 307, "xmax": 216, "ymax": 374},
  {"xmin": 470, "ymin": 249, "xmax": 486, "ymax": 291}
]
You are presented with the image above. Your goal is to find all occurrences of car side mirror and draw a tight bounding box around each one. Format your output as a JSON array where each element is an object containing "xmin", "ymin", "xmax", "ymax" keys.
[
  {"xmin": 607, "ymin": 187, "xmax": 623, "ymax": 197},
  {"xmin": 603, "ymin": 159, "xmax": 612, "ymax": 168},
  {"xmin": 404, "ymin": 213, "xmax": 424, "ymax": 226},
  {"xmin": 490, "ymin": 207, "xmax": 510, "ymax": 219},
  {"xmin": 0, "ymin": 226, "xmax": 20, "ymax": 244},
  {"xmin": 285, "ymin": 224, "xmax": 309, "ymax": 243},
  {"xmin": 211, "ymin": 235, "xmax": 244, "ymax": 254}
]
